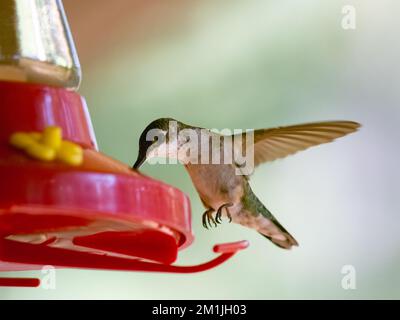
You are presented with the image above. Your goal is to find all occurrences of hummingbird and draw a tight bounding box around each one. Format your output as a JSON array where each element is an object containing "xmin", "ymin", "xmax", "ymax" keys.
[{"xmin": 133, "ymin": 118, "xmax": 360, "ymax": 249}]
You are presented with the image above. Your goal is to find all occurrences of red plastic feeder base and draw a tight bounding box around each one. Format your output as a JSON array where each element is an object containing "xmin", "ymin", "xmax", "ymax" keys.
[{"xmin": 0, "ymin": 81, "xmax": 248, "ymax": 287}]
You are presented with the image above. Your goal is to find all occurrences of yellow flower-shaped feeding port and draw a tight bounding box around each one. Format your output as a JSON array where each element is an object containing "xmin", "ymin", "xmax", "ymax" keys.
[{"xmin": 9, "ymin": 126, "xmax": 83, "ymax": 166}]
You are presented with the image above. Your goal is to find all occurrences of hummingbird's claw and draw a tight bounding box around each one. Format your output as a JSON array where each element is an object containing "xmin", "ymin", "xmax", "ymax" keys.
[
  {"xmin": 215, "ymin": 211, "xmax": 222, "ymax": 224},
  {"xmin": 208, "ymin": 213, "xmax": 217, "ymax": 228},
  {"xmin": 202, "ymin": 204, "xmax": 233, "ymax": 229},
  {"xmin": 216, "ymin": 203, "xmax": 234, "ymax": 224},
  {"xmin": 202, "ymin": 208, "xmax": 216, "ymax": 229},
  {"xmin": 202, "ymin": 212, "xmax": 208, "ymax": 229},
  {"xmin": 227, "ymin": 211, "xmax": 232, "ymax": 223}
]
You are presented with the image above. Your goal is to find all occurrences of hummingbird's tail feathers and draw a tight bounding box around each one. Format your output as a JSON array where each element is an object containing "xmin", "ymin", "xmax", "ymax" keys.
[
  {"xmin": 259, "ymin": 234, "xmax": 297, "ymax": 249},
  {"xmin": 258, "ymin": 221, "xmax": 299, "ymax": 250},
  {"xmin": 241, "ymin": 183, "xmax": 299, "ymax": 249},
  {"xmin": 235, "ymin": 207, "xmax": 299, "ymax": 249},
  {"xmin": 257, "ymin": 209, "xmax": 299, "ymax": 249}
]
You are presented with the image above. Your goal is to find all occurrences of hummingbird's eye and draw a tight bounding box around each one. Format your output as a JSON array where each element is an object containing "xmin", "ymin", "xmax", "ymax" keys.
[{"xmin": 150, "ymin": 133, "xmax": 166, "ymax": 147}]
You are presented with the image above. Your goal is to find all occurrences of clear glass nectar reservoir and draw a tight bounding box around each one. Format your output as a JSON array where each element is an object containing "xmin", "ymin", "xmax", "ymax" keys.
[{"xmin": 0, "ymin": 0, "xmax": 81, "ymax": 89}]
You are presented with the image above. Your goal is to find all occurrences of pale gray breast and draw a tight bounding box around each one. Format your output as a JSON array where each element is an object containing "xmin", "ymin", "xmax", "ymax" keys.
[
  {"xmin": 184, "ymin": 163, "xmax": 244, "ymax": 210},
  {"xmin": 181, "ymin": 129, "xmax": 245, "ymax": 210}
]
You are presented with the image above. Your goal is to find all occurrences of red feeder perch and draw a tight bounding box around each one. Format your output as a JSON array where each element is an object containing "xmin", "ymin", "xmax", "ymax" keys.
[{"xmin": 0, "ymin": 1, "xmax": 248, "ymax": 287}]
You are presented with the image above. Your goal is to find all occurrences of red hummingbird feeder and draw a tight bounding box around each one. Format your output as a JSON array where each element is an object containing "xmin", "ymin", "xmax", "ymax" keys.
[{"xmin": 0, "ymin": 0, "xmax": 248, "ymax": 287}]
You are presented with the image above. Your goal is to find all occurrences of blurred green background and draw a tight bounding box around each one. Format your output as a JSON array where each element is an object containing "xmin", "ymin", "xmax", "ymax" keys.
[{"xmin": 1, "ymin": 0, "xmax": 400, "ymax": 299}]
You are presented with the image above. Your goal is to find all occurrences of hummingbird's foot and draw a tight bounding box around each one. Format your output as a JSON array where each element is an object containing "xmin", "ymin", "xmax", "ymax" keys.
[
  {"xmin": 215, "ymin": 203, "xmax": 234, "ymax": 224},
  {"xmin": 227, "ymin": 211, "xmax": 233, "ymax": 223},
  {"xmin": 202, "ymin": 208, "xmax": 217, "ymax": 229}
]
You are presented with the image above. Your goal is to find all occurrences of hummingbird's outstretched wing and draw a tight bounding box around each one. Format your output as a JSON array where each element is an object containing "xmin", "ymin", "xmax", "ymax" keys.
[{"xmin": 235, "ymin": 121, "xmax": 360, "ymax": 168}]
